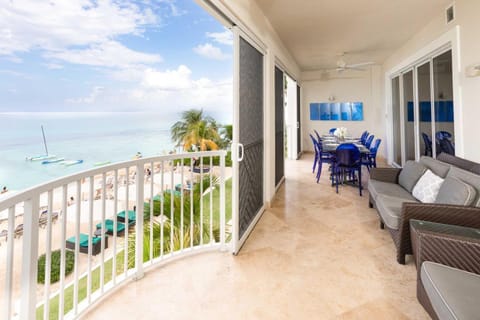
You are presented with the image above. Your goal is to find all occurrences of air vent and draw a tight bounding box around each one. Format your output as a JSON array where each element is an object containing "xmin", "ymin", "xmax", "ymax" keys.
[{"xmin": 446, "ymin": 4, "xmax": 455, "ymax": 24}]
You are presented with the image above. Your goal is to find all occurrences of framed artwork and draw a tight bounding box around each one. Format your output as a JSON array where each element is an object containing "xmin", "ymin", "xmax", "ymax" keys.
[{"xmin": 310, "ymin": 102, "xmax": 363, "ymax": 121}]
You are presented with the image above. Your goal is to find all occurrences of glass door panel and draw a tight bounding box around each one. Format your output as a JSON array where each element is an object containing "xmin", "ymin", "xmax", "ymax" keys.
[
  {"xmin": 416, "ymin": 62, "xmax": 433, "ymax": 157},
  {"xmin": 391, "ymin": 77, "xmax": 402, "ymax": 165},
  {"xmin": 403, "ymin": 71, "xmax": 415, "ymax": 161},
  {"xmin": 433, "ymin": 50, "xmax": 455, "ymax": 155}
]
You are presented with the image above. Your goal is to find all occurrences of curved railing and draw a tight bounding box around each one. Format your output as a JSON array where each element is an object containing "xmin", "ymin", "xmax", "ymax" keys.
[{"xmin": 0, "ymin": 151, "xmax": 228, "ymax": 319}]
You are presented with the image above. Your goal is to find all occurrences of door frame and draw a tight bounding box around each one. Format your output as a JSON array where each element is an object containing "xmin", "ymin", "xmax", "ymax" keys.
[
  {"xmin": 385, "ymin": 26, "xmax": 462, "ymax": 164},
  {"xmin": 231, "ymin": 26, "xmax": 268, "ymax": 254}
]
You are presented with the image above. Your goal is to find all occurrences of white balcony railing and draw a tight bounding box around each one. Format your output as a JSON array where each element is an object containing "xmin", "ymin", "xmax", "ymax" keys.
[{"xmin": 0, "ymin": 151, "xmax": 228, "ymax": 319}]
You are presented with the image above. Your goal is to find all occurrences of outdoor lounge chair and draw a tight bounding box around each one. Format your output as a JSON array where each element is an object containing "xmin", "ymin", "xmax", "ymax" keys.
[
  {"xmin": 96, "ymin": 219, "xmax": 126, "ymax": 236},
  {"xmin": 117, "ymin": 210, "xmax": 136, "ymax": 224},
  {"xmin": 66, "ymin": 233, "xmax": 108, "ymax": 256}
]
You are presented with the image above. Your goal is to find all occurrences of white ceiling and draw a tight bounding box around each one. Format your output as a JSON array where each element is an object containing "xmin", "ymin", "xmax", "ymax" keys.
[{"xmin": 254, "ymin": 0, "xmax": 452, "ymax": 71}]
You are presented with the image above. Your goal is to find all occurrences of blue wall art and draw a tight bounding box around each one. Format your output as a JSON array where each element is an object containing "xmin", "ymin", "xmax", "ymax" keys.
[{"xmin": 310, "ymin": 102, "xmax": 364, "ymax": 121}]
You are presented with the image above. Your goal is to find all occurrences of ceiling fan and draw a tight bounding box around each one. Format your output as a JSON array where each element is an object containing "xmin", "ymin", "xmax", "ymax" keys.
[{"xmin": 327, "ymin": 53, "xmax": 375, "ymax": 72}]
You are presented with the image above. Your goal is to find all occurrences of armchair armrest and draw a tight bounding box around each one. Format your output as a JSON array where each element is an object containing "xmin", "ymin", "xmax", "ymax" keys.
[
  {"xmin": 398, "ymin": 203, "xmax": 480, "ymax": 257},
  {"xmin": 415, "ymin": 231, "xmax": 480, "ymax": 275},
  {"xmin": 369, "ymin": 167, "xmax": 401, "ymax": 183}
]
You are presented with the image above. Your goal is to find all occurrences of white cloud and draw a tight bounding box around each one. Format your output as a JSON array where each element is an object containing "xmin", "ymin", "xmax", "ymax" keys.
[
  {"xmin": 141, "ymin": 65, "xmax": 192, "ymax": 90},
  {"xmin": 0, "ymin": 0, "xmax": 158, "ymax": 55},
  {"xmin": 44, "ymin": 63, "xmax": 63, "ymax": 70},
  {"xmin": 206, "ymin": 29, "xmax": 233, "ymax": 46},
  {"xmin": 46, "ymin": 41, "xmax": 162, "ymax": 69},
  {"xmin": 193, "ymin": 43, "xmax": 230, "ymax": 60},
  {"xmin": 66, "ymin": 86, "xmax": 105, "ymax": 104}
]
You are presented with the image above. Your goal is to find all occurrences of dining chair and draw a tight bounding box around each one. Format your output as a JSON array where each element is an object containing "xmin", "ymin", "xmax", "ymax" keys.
[
  {"xmin": 439, "ymin": 138, "xmax": 455, "ymax": 155},
  {"xmin": 315, "ymin": 139, "xmax": 334, "ymax": 183},
  {"xmin": 421, "ymin": 132, "xmax": 433, "ymax": 156},
  {"xmin": 309, "ymin": 134, "xmax": 319, "ymax": 173},
  {"xmin": 332, "ymin": 143, "xmax": 362, "ymax": 196},
  {"xmin": 313, "ymin": 129, "xmax": 322, "ymax": 142},
  {"xmin": 360, "ymin": 131, "xmax": 369, "ymax": 144},
  {"xmin": 364, "ymin": 134, "xmax": 374, "ymax": 149},
  {"xmin": 329, "ymin": 128, "xmax": 337, "ymax": 134},
  {"xmin": 362, "ymin": 139, "xmax": 381, "ymax": 171}
]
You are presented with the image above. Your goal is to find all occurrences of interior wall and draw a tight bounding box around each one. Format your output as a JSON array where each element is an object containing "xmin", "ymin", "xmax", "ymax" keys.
[
  {"xmin": 301, "ymin": 66, "xmax": 385, "ymax": 157},
  {"xmin": 383, "ymin": 0, "xmax": 480, "ymax": 162}
]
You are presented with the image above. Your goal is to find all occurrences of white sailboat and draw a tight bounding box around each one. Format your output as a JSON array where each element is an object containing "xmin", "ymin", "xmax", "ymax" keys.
[{"xmin": 26, "ymin": 125, "xmax": 57, "ymax": 161}]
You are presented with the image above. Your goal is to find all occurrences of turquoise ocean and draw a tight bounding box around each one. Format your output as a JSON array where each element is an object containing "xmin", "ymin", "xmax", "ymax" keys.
[{"xmin": 0, "ymin": 112, "xmax": 178, "ymax": 191}]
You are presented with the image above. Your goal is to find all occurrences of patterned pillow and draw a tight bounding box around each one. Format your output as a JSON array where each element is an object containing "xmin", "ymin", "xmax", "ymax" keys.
[{"xmin": 412, "ymin": 169, "xmax": 445, "ymax": 203}]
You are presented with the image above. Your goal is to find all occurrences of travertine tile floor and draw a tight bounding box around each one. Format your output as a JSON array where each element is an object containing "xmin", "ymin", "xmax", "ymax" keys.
[{"xmin": 85, "ymin": 155, "xmax": 429, "ymax": 319}]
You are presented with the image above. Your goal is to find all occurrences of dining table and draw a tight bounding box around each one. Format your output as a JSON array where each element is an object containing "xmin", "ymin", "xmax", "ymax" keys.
[{"xmin": 321, "ymin": 136, "xmax": 370, "ymax": 154}]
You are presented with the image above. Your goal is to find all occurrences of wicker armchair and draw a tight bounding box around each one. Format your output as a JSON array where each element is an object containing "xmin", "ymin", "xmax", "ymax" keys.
[{"xmin": 369, "ymin": 166, "xmax": 480, "ymax": 264}]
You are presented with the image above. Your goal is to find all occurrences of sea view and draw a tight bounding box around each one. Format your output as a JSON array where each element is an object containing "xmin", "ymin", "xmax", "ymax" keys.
[{"xmin": 0, "ymin": 112, "xmax": 180, "ymax": 191}]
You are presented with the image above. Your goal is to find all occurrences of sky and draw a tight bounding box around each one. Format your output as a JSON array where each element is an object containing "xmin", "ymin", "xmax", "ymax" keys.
[{"xmin": 0, "ymin": 0, "xmax": 233, "ymax": 120}]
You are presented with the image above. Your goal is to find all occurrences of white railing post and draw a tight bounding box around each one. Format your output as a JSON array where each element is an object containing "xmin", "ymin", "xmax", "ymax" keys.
[
  {"xmin": 220, "ymin": 152, "xmax": 226, "ymax": 250},
  {"xmin": 20, "ymin": 197, "xmax": 40, "ymax": 320},
  {"xmin": 135, "ymin": 164, "xmax": 145, "ymax": 280}
]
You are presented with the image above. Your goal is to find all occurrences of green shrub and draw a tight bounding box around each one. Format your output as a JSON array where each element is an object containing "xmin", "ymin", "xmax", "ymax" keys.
[
  {"xmin": 173, "ymin": 151, "xmax": 232, "ymax": 167},
  {"xmin": 37, "ymin": 250, "xmax": 75, "ymax": 284}
]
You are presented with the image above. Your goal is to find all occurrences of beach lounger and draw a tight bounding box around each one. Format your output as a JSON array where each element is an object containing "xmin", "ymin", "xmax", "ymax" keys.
[
  {"xmin": 66, "ymin": 233, "xmax": 108, "ymax": 256},
  {"xmin": 96, "ymin": 219, "xmax": 126, "ymax": 236},
  {"xmin": 116, "ymin": 210, "xmax": 136, "ymax": 224}
]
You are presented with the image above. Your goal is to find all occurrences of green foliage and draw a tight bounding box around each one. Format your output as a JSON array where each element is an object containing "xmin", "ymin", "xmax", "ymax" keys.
[
  {"xmin": 170, "ymin": 109, "xmax": 220, "ymax": 151},
  {"xmin": 172, "ymin": 151, "xmax": 232, "ymax": 167},
  {"xmin": 37, "ymin": 250, "xmax": 75, "ymax": 284}
]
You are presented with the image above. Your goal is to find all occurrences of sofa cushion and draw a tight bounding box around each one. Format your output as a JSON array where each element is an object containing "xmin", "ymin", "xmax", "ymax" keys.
[
  {"xmin": 376, "ymin": 195, "xmax": 417, "ymax": 230},
  {"xmin": 398, "ymin": 161, "xmax": 426, "ymax": 192},
  {"xmin": 368, "ymin": 180, "xmax": 417, "ymax": 201},
  {"xmin": 447, "ymin": 166, "xmax": 480, "ymax": 207},
  {"xmin": 435, "ymin": 176, "xmax": 477, "ymax": 206},
  {"xmin": 412, "ymin": 170, "xmax": 444, "ymax": 203},
  {"xmin": 421, "ymin": 262, "xmax": 480, "ymax": 320},
  {"xmin": 420, "ymin": 156, "xmax": 451, "ymax": 178}
]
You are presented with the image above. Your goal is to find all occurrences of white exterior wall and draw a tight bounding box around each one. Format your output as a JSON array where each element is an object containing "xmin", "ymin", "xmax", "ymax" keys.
[{"xmin": 383, "ymin": 0, "xmax": 480, "ymax": 162}]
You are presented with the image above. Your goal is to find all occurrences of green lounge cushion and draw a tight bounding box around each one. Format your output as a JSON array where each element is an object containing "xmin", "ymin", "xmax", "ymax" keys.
[
  {"xmin": 117, "ymin": 210, "xmax": 136, "ymax": 222},
  {"xmin": 67, "ymin": 233, "xmax": 102, "ymax": 247},
  {"xmin": 96, "ymin": 220, "xmax": 126, "ymax": 232},
  {"xmin": 398, "ymin": 160, "xmax": 427, "ymax": 192},
  {"xmin": 435, "ymin": 176, "xmax": 477, "ymax": 206}
]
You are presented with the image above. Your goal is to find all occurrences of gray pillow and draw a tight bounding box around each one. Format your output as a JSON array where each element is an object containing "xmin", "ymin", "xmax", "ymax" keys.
[
  {"xmin": 420, "ymin": 156, "xmax": 451, "ymax": 178},
  {"xmin": 435, "ymin": 176, "xmax": 477, "ymax": 206},
  {"xmin": 399, "ymin": 161, "xmax": 427, "ymax": 192},
  {"xmin": 447, "ymin": 166, "xmax": 480, "ymax": 206}
]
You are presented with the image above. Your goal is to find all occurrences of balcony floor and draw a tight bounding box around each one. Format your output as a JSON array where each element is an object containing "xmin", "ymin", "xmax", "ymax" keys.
[{"xmin": 86, "ymin": 154, "xmax": 429, "ymax": 319}]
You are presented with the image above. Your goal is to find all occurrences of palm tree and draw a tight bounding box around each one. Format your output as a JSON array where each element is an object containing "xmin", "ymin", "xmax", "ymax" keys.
[{"xmin": 171, "ymin": 109, "xmax": 220, "ymax": 151}]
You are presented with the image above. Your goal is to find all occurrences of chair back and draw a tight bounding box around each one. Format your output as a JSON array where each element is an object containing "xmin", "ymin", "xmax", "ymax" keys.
[
  {"xmin": 313, "ymin": 129, "xmax": 322, "ymax": 142},
  {"xmin": 439, "ymin": 138, "xmax": 455, "ymax": 155},
  {"xmin": 335, "ymin": 143, "xmax": 360, "ymax": 167},
  {"xmin": 370, "ymin": 139, "xmax": 381, "ymax": 154},
  {"xmin": 329, "ymin": 128, "xmax": 337, "ymax": 134},
  {"xmin": 365, "ymin": 135, "xmax": 374, "ymax": 149},
  {"xmin": 436, "ymin": 131, "xmax": 452, "ymax": 141},
  {"xmin": 360, "ymin": 131, "xmax": 369, "ymax": 144},
  {"xmin": 421, "ymin": 132, "xmax": 433, "ymax": 156}
]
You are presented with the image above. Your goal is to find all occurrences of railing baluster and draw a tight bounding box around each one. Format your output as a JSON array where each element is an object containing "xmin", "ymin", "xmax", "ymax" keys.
[
  {"xmin": 170, "ymin": 165, "xmax": 174, "ymax": 253},
  {"xmin": 4, "ymin": 206, "xmax": 15, "ymax": 320},
  {"xmin": 124, "ymin": 167, "xmax": 129, "ymax": 276},
  {"xmin": 220, "ymin": 154, "xmax": 226, "ymax": 249},
  {"xmin": 149, "ymin": 161, "xmax": 154, "ymax": 263},
  {"xmin": 180, "ymin": 158, "xmax": 184, "ymax": 250},
  {"xmin": 58, "ymin": 185, "xmax": 67, "ymax": 320},
  {"xmin": 20, "ymin": 196, "xmax": 39, "ymax": 320},
  {"xmin": 100, "ymin": 173, "xmax": 106, "ymax": 292},
  {"xmin": 113, "ymin": 170, "xmax": 118, "ymax": 284},
  {"xmin": 200, "ymin": 156, "xmax": 204, "ymax": 245},
  {"xmin": 135, "ymin": 163, "xmax": 144, "ymax": 279},
  {"xmin": 190, "ymin": 159, "xmax": 194, "ymax": 248},
  {"xmin": 73, "ymin": 181, "xmax": 81, "ymax": 315},
  {"xmin": 160, "ymin": 160, "xmax": 164, "ymax": 258},
  {"xmin": 88, "ymin": 176, "xmax": 94, "ymax": 304},
  {"xmin": 43, "ymin": 190, "xmax": 53, "ymax": 319},
  {"xmin": 209, "ymin": 156, "xmax": 213, "ymax": 244}
]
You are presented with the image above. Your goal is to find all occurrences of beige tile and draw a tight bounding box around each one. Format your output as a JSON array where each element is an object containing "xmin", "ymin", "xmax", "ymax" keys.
[{"xmin": 85, "ymin": 155, "xmax": 429, "ymax": 319}]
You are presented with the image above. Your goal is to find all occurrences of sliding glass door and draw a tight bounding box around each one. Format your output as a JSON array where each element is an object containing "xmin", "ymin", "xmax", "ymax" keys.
[{"xmin": 390, "ymin": 49, "xmax": 455, "ymax": 165}]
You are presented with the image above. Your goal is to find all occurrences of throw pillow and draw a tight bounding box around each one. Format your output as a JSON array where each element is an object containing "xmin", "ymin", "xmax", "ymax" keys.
[
  {"xmin": 412, "ymin": 170, "xmax": 444, "ymax": 203},
  {"xmin": 399, "ymin": 160, "xmax": 427, "ymax": 192},
  {"xmin": 435, "ymin": 176, "xmax": 477, "ymax": 206}
]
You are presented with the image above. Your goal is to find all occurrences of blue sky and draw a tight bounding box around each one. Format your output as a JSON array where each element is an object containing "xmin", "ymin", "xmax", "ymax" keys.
[{"xmin": 0, "ymin": 0, "xmax": 233, "ymax": 119}]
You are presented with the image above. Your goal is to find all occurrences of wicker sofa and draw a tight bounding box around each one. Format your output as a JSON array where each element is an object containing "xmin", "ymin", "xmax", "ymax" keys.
[{"xmin": 368, "ymin": 153, "xmax": 480, "ymax": 264}]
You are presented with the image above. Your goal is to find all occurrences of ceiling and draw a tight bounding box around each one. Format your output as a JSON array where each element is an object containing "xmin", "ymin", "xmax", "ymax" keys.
[{"xmin": 254, "ymin": 0, "xmax": 452, "ymax": 71}]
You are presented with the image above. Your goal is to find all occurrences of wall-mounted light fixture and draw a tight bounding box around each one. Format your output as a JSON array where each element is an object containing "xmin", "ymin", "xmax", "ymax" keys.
[{"xmin": 466, "ymin": 64, "xmax": 480, "ymax": 77}]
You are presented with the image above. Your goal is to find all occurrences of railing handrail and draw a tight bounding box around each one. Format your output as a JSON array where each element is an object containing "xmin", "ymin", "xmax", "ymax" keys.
[{"xmin": 0, "ymin": 150, "xmax": 227, "ymax": 212}]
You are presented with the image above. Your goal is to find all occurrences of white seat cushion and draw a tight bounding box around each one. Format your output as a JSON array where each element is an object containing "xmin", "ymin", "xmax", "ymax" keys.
[{"xmin": 412, "ymin": 170, "xmax": 444, "ymax": 203}]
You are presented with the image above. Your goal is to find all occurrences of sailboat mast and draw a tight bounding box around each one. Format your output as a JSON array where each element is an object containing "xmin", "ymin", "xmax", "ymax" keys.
[{"xmin": 41, "ymin": 125, "xmax": 49, "ymax": 155}]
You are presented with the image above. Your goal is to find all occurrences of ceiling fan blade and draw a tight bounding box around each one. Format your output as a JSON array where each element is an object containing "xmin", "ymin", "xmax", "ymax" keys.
[
  {"xmin": 344, "ymin": 66, "xmax": 366, "ymax": 71},
  {"xmin": 347, "ymin": 62, "xmax": 375, "ymax": 68}
]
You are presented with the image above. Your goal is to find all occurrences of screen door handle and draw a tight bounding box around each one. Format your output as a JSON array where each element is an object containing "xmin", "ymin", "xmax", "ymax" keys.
[{"xmin": 238, "ymin": 143, "xmax": 244, "ymax": 162}]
